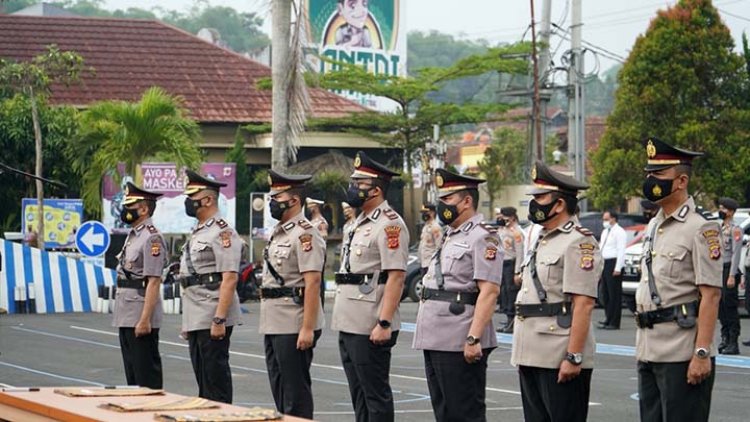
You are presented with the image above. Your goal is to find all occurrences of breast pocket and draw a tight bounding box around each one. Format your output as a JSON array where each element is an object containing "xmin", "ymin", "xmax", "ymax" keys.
[
  {"xmin": 537, "ymin": 254, "xmax": 562, "ymax": 288},
  {"xmin": 351, "ymin": 237, "xmax": 374, "ymax": 263},
  {"xmin": 444, "ymin": 246, "xmax": 469, "ymax": 273},
  {"xmin": 657, "ymin": 246, "xmax": 689, "ymax": 280},
  {"xmin": 192, "ymin": 241, "xmax": 213, "ymax": 260}
]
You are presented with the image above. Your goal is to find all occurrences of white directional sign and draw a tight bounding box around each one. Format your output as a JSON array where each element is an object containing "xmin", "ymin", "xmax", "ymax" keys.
[{"xmin": 75, "ymin": 221, "xmax": 110, "ymax": 257}]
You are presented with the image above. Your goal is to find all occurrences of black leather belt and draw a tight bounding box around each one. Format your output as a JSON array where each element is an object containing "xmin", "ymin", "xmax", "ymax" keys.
[
  {"xmin": 116, "ymin": 277, "xmax": 147, "ymax": 289},
  {"xmin": 420, "ymin": 287, "xmax": 479, "ymax": 305},
  {"xmin": 178, "ymin": 272, "xmax": 223, "ymax": 288},
  {"xmin": 515, "ymin": 301, "xmax": 571, "ymax": 320},
  {"xmin": 635, "ymin": 301, "xmax": 699, "ymax": 329},
  {"xmin": 335, "ymin": 272, "xmax": 388, "ymax": 285},
  {"xmin": 260, "ymin": 287, "xmax": 305, "ymax": 299}
]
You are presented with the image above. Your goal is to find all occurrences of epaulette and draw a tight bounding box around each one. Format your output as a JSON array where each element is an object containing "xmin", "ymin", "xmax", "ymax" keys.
[
  {"xmin": 575, "ymin": 226, "xmax": 594, "ymax": 236},
  {"xmin": 383, "ymin": 208, "xmax": 399, "ymax": 220},
  {"xmin": 146, "ymin": 224, "xmax": 158, "ymax": 234},
  {"xmin": 695, "ymin": 207, "xmax": 718, "ymax": 221},
  {"xmin": 217, "ymin": 219, "xmax": 229, "ymax": 228},
  {"xmin": 298, "ymin": 219, "xmax": 313, "ymax": 230},
  {"xmin": 478, "ymin": 222, "xmax": 497, "ymax": 234}
]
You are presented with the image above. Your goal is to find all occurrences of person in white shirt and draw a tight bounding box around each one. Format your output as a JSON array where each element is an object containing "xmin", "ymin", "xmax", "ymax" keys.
[{"xmin": 598, "ymin": 210, "xmax": 627, "ymax": 330}]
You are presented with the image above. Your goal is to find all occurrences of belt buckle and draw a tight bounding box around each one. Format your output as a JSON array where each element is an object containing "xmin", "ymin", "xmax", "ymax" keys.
[{"xmin": 515, "ymin": 304, "xmax": 524, "ymax": 321}]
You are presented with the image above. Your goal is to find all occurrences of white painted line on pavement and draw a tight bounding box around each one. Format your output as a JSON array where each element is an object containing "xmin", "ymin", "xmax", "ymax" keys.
[{"xmin": 0, "ymin": 361, "xmax": 104, "ymax": 386}]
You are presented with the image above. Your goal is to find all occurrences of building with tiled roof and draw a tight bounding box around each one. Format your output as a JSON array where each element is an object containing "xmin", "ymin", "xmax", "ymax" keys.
[{"xmin": 0, "ymin": 14, "xmax": 383, "ymax": 165}]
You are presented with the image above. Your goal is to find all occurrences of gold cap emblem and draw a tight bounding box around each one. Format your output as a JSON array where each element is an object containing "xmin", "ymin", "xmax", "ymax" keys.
[
  {"xmin": 646, "ymin": 139, "xmax": 657, "ymax": 158},
  {"xmin": 435, "ymin": 174, "xmax": 444, "ymax": 187},
  {"xmin": 354, "ymin": 154, "xmax": 361, "ymax": 168},
  {"xmin": 531, "ymin": 165, "xmax": 537, "ymax": 180}
]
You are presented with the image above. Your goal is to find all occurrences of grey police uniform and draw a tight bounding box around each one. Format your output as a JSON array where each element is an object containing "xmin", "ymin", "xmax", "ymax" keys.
[
  {"xmin": 260, "ymin": 210, "xmax": 325, "ymax": 419},
  {"xmin": 418, "ymin": 219, "xmax": 442, "ymax": 269},
  {"xmin": 718, "ymin": 217, "xmax": 742, "ymax": 353},
  {"xmin": 499, "ymin": 223, "xmax": 525, "ymax": 322},
  {"xmin": 413, "ymin": 213, "xmax": 503, "ymax": 421},
  {"xmin": 635, "ymin": 137, "xmax": 723, "ymax": 422},
  {"xmin": 113, "ymin": 218, "xmax": 166, "ymax": 389},
  {"xmin": 332, "ymin": 200, "xmax": 409, "ymax": 422},
  {"xmin": 180, "ymin": 212, "xmax": 242, "ymax": 404}
]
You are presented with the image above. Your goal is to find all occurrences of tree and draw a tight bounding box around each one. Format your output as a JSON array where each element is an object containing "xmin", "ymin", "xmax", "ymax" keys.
[
  {"xmin": 312, "ymin": 43, "xmax": 530, "ymax": 226},
  {"xmin": 0, "ymin": 45, "xmax": 86, "ymax": 248},
  {"xmin": 68, "ymin": 87, "xmax": 203, "ymax": 214},
  {"xmin": 226, "ymin": 129, "xmax": 253, "ymax": 235},
  {"xmin": 589, "ymin": 0, "xmax": 749, "ymax": 208},
  {"xmin": 476, "ymin": 127, "xmax": 527, "ymax": 211}
]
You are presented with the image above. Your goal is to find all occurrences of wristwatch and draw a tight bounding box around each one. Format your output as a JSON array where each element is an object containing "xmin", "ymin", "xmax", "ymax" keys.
[
  {"xmin": 212, "ymin": 317, "xmax": 227, "ymax": 325},
  {"xmin": 565, "ymin": 352, "xmax": 583, "ymax": 366},
  {"xmin": 466, "ymin": 335, "xmax": 480, "ymax": 346},
  {"xmin": 695, "ymin": 347, "xmax": 710, "ymax": 359},
  {"xmin": 377, "ymin": 319, "xmax": 391, "ymax": 329}
]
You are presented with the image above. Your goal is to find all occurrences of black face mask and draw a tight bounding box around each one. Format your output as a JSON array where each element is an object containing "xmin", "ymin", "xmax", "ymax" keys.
[
  {"xmin": 421, "ymin": 212, "xmax": 430, "ymax": 222},
  {"xmin": 496, "ymin": 218, "xmax": 507, "ymax": 227},
  {"xmin": 346, "ymin": 184, "xmax": 373, "ymax": 208},
  {"xmin": 642, "ymin": 176, "xmax": 674, "ymax": 202},
  {"xmin": 120, "ymin": 207, "xmax": 139, "ymax": 225},
  {"xmin": 437, "ymin": 201, "xmax": 459, "ymax": 225},
  {"xmin": 269, "ymin": 199, "xmax": 292, "ymax": 220},
  {"xmin": 718, "ymin": 210, "xmax": 728, "ymax": 220},
  {"xmin": 528, "ymin": 199, "xmax": 559, "ymax": 224},
  {"xmin": 184, "ymin": 197, "xmax": 205, "ymax": 217}
]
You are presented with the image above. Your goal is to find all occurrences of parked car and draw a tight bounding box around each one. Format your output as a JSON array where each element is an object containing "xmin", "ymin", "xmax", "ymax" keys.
[
  {"xmin": 578, "ymin": 212, "xmax": 649, "ymax": 243},
  {"xmin": 403, "ymin": 244, "xmax": 424, "ymax": 302}
]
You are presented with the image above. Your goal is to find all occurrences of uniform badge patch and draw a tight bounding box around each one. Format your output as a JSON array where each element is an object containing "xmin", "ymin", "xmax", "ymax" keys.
[
  {"xmin": 385, "ymin": 226, "xmax": 401, "ymax": 249},
  {"xmin": 734, "ymin": 227, "xmax": 742, "ymax": 242},
  {"xmin": 580, "ymin": 255, "xmax": 594, "ymax": 270},
  {"xmin": 703, "ymin": 229, "xmax": 722, "ymax": 260},
  {"xmin": 503, "ymin": 237, "xmax": 514, "ymax": 250},
  {"xmin": 220, "ymin": 230, "xmax": 232, "ymax": 248},
  {"xmin": 151, "ymin": 241, "xmax": 161, "ymax": 256},
  {"xmin": 299, "ymin": 234, "xmax": 313, "ymax": 252},
  {"xmin": 485, "ymin": 246, "xmax": 498, "ymax": 260}
]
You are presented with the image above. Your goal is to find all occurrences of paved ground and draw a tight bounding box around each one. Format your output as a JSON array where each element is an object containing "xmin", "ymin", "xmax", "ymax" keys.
[{"xmin": 2, "ymin": 302, "xmax": 750, "ymax": 421}]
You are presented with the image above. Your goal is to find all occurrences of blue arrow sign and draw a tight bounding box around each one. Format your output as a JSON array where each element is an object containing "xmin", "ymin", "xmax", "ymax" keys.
[{"xmin": 75, "ymin": 221, "xmax": 111, "ymax": 257}]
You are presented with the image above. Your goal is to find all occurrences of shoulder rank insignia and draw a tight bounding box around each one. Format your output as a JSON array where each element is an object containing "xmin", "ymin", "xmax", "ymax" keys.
[
  {"xmin": 385, "ymin": 225, "xmax": 401, "ymax": 249},
  {"xmin": 695, "ymin": 207, "xmax": 717, "ymax": 220},
  {"xmin": 484, "ymin": 245, "xmax": 498, "ymax": 261},
  {"xmin": 575, "ymin": 226, "xmax": 593, "ymax": 236},
  {"xmin": 299, "ymin": 234, "xmax": 313, "ymax": 252},
  {"xmin": 283, "ymin": 221, "xmax": 296, "ymax": 231},
  {"xmin": 478, "ymin": 222, "xmax": 496, "ymax": 233},
  {"xmin": 383, "ymin": 208, "xmax": 399, "ymax": 220},
  {"xmin": 485, "ymin": 236, "xmax": 500, "ymax": 247},
  {"xmin": 146, "ymin": 224, "xmax": 158, "ymax": 234},
  {"xmin": 220, "ymin": 230, "xmax": 232, "ymax": 248},
  {"xmin": 217, "ymin": 219, "xmax": 228, "ymax": 229},
  {"xmin": 298, "ymin": 219, "xmax": 313, "ymax": 230}
]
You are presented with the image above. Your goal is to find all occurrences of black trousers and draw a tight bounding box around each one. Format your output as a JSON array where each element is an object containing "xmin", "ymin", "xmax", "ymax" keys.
[
  {"xmin": 118, "ymin": 327, "xmax": 162, "ymax": 389},
  {"xmin": 499, "ymin": 260, "xmax": 519, "ymax": 317},
  {"xmin": 187, "ymin": 326, "xmax": 234, "ymax": 404},
  {"xmin": 601, "ymin": 258, "xmax": 623, "ymax": 328},
  {"xmin": 338, "ymin": 331, "xmax": 399, "ymax": 422},
  {"xmin": 424, "ymin": 349, "xmax": 493, "ymax": 422},
  {"xmin": 637, "ymin": 359, "xmax": 715, "ymax": 422},
  {"xmin": 264, "ymin": 330, "xmax": 322, "ymax": 419},
  {"xmin": 719, "ymin": 263, "xmax": 741, "ymax": 338},
  {"xmin": 518, "ymin": 365, "xmax": 593, "ymax": 422}
]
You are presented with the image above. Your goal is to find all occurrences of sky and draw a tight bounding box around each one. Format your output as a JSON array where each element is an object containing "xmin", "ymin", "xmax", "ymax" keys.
[{"xmin": 102, "ymin": 0, "xmax": 750, "ymax": 72}]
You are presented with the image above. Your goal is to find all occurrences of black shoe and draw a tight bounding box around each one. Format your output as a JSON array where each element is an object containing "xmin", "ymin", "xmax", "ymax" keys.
[
  {"xmin": 599, "ymin": 325, "xmax": 619, "ymax": 330},
  {"xmin": 597, "ymin": 321, "xmax": 609, "ymax": 328},
  {"xmin": 718, "ymin": 336, "xmax": 727, "ymax": 352},
  {"xmin": 722, "ymin": 342, "xmax": 740, "ymax": 355},
  {"xmin": 742, "ymin": 339, "xmax": 750, "ymax": 347}
]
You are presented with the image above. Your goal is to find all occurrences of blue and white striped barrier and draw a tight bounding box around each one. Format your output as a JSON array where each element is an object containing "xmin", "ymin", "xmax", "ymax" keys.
[{"xmin": 0, "ymin": 238, "xmax": 116, "ymax": 314}]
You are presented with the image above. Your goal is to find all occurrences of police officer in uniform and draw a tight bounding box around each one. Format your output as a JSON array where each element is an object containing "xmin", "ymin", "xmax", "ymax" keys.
[
  {"xmin": 179, "ymin": 170, "xmax": 242, "ymax": 404},
  {"xmin": 511, "ymin": 161, "xmax": 601, "ymax": 422},
  {"xmin": 342, "ymin": 201, "xmax": 357, "ymax": 238},
  {"xmin": 413, "ymin": 169, "xmax": 502, "ymax": 422},
  {"xmin": 306, "ymin": 197, "xmax": 329, "ymax": 240},
  {"xmin": 113, "ymin": 182, "xmax": 166, "ymax": 389},
  {"xmin": 418, "ymin": 204, "xmax": 441, "ymax": 276},
  {"xmin": 497, "ymin": 206, "xmax": 524, "ymax": 333},
  {"xmin": 717, "ymin": 197, "xmax": 742, "ymax": 355},
  {"xmin": 260, "ymin": 170, "xmax": 325, "ymax": 418},
  {"xmin": 635, "ymin": 137, "xmax": 722, "ymax": 421},
  {"xmin": 331, "ymin": 151, "xmax": 409, "ymax": 422}
]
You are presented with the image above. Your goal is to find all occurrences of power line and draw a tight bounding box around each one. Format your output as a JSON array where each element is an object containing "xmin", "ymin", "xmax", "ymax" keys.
[{"xmin": 718, "ymin": 8, "xmax": 750, "ymax": 23}]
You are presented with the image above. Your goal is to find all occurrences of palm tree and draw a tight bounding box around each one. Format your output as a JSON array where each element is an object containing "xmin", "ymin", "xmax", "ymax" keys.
[{"xmin": 69, "ymin": 87, "xmax": 203, "ymax": 214}]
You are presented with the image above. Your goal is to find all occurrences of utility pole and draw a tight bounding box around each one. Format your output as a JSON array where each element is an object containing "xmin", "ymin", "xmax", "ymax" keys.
[
  {"xmin": 529, "ymin": 0, "xmax": 543, "ymax": 162},
  {"xmin": 568, "ymin": 0, "xmax": 586, "ymax": 209},
  {"xmin": 537, "ymin": 0, "xmax": 552, "ymax": 162},
  {"xmin": 271, "ymin": 0, "xmax": 292, "ymax": 171}
]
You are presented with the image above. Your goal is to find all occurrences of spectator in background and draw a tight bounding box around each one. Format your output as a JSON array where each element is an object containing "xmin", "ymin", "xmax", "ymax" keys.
[
  {"xmin": 306, "ymin": 198, "xmax": 329, "ymax": 240},
  {"xmin": 418, "ymin": 204, "xmax": 441, "ymax": 276},
  {"xmin": 24, "ymin": 224, "xmax": 39, "ymax": 248},
  {"xmin": 598, "ymin": 210, "xmax": 627, "ymax": 330}
]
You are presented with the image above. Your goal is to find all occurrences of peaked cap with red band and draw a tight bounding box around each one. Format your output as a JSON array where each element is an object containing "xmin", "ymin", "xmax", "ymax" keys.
[
  {"xmin": 123, "ymin": 182, "xmax": 162, "ymax": 205},
  {"xmin": 643, "ymin": 137, "xmax": 703, "ymax": 172},
  {"xmin": 527, "ymin": 160, "xmax": 588, "ymax": 196},
  {"xmin": 436, "ymin": 168, "xmax": 485, "ymax": 198},
  {"xmin": 184, "ymin": 169, "xmax": 227, "ymax": 195},
  {"xmin": 350, "ymin": 150, "xmax": 399, "ymax": 181},
  {"xmin": 267, "ymin": 169, "xmax": 311, "ymax": 196}
]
